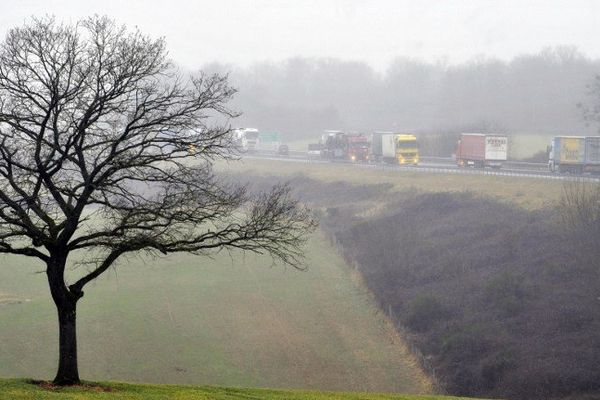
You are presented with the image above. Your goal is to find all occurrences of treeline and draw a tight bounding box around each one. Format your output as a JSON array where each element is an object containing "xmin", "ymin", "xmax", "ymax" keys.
[
  {"xmin": 204, "ymin": 46, "xmax": 600, "ymax": 139},
  {"xmin": 242, "ymin": 174, "xmax": 600, "ymax": 400}
]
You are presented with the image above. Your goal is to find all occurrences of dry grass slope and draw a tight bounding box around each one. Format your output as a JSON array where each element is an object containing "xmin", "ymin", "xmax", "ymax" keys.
[{"xmin": 219, "ymin": 158, "xmax": 563, "ymax": 209}]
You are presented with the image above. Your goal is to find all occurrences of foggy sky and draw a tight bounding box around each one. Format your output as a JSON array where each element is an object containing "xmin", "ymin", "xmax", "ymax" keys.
[{"xmin": 2, "ymin": 0, "xmax": 600, "ymax": 70}]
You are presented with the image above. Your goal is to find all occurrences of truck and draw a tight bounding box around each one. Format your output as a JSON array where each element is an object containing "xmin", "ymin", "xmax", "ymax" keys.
[
  {"xmin": 455, "ymin": 133, "xmax": 508, "ymax": 168},
  {"xmin": 233, "ymin": 128, "xmax": 260, "ymax": 152},
  {"xmin": 371, "ymin": 133, "xmax": 419, "ymax": 165},
  {"xmin": 321, "ymin": 131, "xmax": 345, "ymax": 160},
  {"xmin": 548, "ymin": 136, "xmax": 600, "ymax": 173},
  {"xmin": 320, "ymin": 131, "xmax": 370, "ymax": 162},
  {"xmin": 344, "ymin": 133, "xmax": 370, "ymax": 162}
]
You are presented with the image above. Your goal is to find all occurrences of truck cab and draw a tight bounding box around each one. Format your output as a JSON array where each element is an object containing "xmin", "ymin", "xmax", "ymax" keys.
[
  {"xmin": 345, "ymin": 134, "xmax": 370, "ymax": 162},
  {"xmin": 371, "ymin": 132, "xmax": 418, "ymax": 165},
  {"xmin": 243, "ymin": 128, "xmax": 260, "ymax": 152},
  {"xmin": 233, "ymin": 128, "xmax": 260, "ymax": 152},
  {"xmin": 395, "ymin": 134, "xmax": 419, "ymax": 165},
  {"xmin": 321, "ymin": 131, "xmax": 345, "ymax": 160}
]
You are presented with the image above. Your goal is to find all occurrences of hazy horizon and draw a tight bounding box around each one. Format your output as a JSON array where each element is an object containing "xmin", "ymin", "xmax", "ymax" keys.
[{"xmin": 2, "ymin": 0, "xmax": 600, "ymax": 71}]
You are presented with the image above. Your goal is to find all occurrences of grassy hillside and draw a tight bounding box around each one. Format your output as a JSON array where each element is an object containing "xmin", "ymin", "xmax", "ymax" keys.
[
  {"xmin": 331, "ymin": 192, "xmax": 600, "ymax": 399},
  {"xmin": 0, "ymin": 379, "xmax": 481, "ymax": 400},
  {"xmin": 219, "ymin": 158, "xmax": 562, "ymax": 209},
  {"xmin": 0, "ymin": 233, "xmax": 428, "ymax": 394},
  {"xmin": 242, "ymin": 174, "xmax": 600, "ymax": 399}
]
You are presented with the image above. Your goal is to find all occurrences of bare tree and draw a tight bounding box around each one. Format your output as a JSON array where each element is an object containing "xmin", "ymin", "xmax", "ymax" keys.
[{"xmin": 0, "ymin": 16, "xmax": 316, "ymax": 385}]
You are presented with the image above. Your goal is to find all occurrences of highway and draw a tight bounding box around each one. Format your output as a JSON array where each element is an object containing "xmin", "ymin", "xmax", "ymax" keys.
[{"xmin": 243, "ymin": 151, "xmax": 600, "ymax": 182}]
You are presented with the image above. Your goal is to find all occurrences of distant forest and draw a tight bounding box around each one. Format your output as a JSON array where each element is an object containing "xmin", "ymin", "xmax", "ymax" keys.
[{"xmin": 202, "ymin": 46, "xmax": 600, "ymax": 139}]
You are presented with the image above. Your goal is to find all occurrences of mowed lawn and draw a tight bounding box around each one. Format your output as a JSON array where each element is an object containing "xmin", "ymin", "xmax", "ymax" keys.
[
  {"xmin": 0, "ymin": 233, "xmax": 429, "ymax": 394},
  {"xmin": 0, "ymin": 379, "xmax": 483, "ymax": 400}
]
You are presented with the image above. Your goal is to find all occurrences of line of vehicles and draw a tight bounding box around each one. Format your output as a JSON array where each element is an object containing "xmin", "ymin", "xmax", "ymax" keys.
[
  {"xmin": 310, "ymin": 131, "xmax": 508, "ymax": 168},
  {"xmin": 235, "ymin": 127, "xmax": 600, "ymax": 174},
  {"xmin": 311, "ymin": 131, "xmax": 420, "ymax": 165},
  {"xmin": 313, "ymin": 131, "xmax": 600, "ymax": 174}
]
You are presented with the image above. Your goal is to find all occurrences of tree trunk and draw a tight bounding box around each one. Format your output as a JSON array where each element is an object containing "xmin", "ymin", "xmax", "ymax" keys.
[
  {"xmin": 53, "ymin": 300, "xmax": 80, "ymax": 385},
  {"xmin": 47, "ymin": 254, "xmax": 82, "ymax": 385}
]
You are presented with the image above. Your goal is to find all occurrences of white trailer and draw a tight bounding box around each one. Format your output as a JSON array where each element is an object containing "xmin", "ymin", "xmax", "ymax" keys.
[{"xmin": 381, "ymin": 134, "xmax": 396, "ymax": 159}]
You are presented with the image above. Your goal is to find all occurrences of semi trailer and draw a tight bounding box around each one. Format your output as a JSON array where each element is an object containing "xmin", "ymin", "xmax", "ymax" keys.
[
  {"xmin": 548, "ymin": 136, "xmax": 600, "ymax": 173},
  {"xmin": 456, "ymin": 133, "xmax": 508, "ymax": 168},
  {"xmin": 371, "ymin": 133, "xmax": 419, "ymax": 165}
]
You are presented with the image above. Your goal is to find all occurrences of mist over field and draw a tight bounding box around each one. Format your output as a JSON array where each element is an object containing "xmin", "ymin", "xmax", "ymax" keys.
[
  {"xmin": 204, "ymin": 47, "xmax": 600, "ymax": 140},
  {"xmin": 1, "ymin": 2, "xmax": 600, "ymax": 400}
]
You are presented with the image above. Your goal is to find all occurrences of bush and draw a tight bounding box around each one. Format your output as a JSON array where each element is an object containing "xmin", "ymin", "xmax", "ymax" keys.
[
  {"xmin": 483, "ymin": 272, "xmax": 528, "ymax": 317},
  {"xmin": 404, "ymin": 294, "xmax": 449, "ymax": 332}
]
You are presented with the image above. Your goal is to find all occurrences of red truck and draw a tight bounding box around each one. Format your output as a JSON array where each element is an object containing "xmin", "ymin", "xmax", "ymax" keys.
[
  {"xmin": 456, "ymin": 133, "xmax": 508, "ymax": 169},
  {"xmin": 321, "ymin": 132, "xmax": 370, "ymax": 162},
  {"xmin": 344, "ymin": 134, "xmax": 370, "ymax": 162}
]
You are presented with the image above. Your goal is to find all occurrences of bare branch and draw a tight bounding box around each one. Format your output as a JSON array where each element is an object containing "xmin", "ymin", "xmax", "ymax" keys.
[{"xmin": 0, "ymin": 15, "xmax": 315, "ymax": 301}]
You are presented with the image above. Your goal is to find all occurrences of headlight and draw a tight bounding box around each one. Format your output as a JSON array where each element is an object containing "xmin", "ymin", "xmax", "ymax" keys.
[{"xmin": 351, "ymin": 155, "xmax": 356, "ymax": 161}]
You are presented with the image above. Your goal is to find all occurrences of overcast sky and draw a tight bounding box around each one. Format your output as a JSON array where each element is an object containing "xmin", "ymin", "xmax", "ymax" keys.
[{"xmin": 2, "ymin": 0, "xmax": 600, "ymax": 71}]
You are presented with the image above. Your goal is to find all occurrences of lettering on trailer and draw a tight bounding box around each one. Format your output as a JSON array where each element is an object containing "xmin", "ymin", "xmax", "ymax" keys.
[
  {"xmin": 487, "ymin": 137, "xmax": 507, "ymax": 148},
  {"xmin": 563, "ymin": 146, "xmax": 580, "ymax": 160}
]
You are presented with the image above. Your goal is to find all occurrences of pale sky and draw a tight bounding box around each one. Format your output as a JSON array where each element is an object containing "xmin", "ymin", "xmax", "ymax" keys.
[{"xmin": 2, "ymin": 0, "xmax": 600, "ymax": 71}]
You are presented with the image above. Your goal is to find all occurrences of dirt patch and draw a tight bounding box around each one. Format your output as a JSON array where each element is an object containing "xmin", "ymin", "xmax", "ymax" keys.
[
  {"xmin": 29, "ymin": 380, "xmax": 115, "ymax": 392},
  {"xmin": 0, "ymin": 293, "xmax": 27, "ymax": 306}
]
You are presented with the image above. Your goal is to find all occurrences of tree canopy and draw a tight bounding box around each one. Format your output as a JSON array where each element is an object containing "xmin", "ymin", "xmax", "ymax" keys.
[{"xmin": 0, "ymin": 16, "xmax": 316, "ymax": 385}]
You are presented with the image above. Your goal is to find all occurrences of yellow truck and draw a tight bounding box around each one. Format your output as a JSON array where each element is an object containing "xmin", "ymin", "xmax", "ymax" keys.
[
  {"xmin": 395, "ymin": 134, "xmax": 419, "ymax": 165},
  {"xmin": 371, "ymin": 133, "xmax": 419, "ymax": 165}
]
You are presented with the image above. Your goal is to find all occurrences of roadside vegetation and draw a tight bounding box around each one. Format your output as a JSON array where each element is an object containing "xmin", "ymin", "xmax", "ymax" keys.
[
  {"xmin": 332, "ymin": 192, "xmax": 600, "ymax": 399},
  {"xmin": 235, "ymin": 167, "xmax": 600, "ymax": 400},
  {"xmin": 224, "ymin": 158, "xmax": 563, "ymax": 209}
]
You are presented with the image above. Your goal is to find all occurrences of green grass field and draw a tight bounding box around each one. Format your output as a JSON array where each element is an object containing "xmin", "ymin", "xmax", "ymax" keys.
[
  {"xmin": 0, "ymin": 233, "xmax": 429, "ymax": 394},
  {"xmin": 0, "ymin": 379, "xmax": 483, "ymax": 400},
  {"xmin": 221, "ymin": 158, "xmax": 564, "ymax": 209},
  {"xmin": 1, "ymin": 153, "xmax": 563, "ymax": 399}
]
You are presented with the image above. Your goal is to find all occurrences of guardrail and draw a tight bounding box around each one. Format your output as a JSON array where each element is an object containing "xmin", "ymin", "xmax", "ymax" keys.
[
  {"xmin": 293, "ymin": 153, "xmax": 548, "ymax": 169},
  {"xmin": 245, "ymin": 152, "xmax": 600, "ymax": 182}
]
